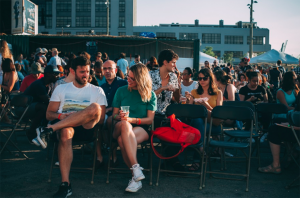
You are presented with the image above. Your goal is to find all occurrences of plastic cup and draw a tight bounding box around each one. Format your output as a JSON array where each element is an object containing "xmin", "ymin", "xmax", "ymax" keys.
[
  {"xmin": 180, "ymin": 96, "xmax": 187, "ymax": 104},
  {"xmin": 121, "ymin": 106, "xmax": 130, "ymax": 117}
]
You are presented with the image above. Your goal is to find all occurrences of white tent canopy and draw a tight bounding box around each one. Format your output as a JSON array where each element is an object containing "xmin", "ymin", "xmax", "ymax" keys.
[
  {"xmin": 199, "ymin": 52, "xmax": 218, "ymax": 64},
  {"xmin": 249, "ymin": 49, "xmax": 299, "ymax": 64}
]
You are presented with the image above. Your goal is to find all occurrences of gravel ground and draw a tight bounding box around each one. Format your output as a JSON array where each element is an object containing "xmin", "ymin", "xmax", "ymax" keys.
[{"xmin": 0, "ymin": 131, "xmax": 299, "ymax": 198}]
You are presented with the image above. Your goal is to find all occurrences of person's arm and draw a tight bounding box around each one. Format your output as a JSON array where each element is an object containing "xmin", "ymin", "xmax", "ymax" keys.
[
  {"xmin": 1, "ymin": 72, "xmax": 17, "ymax": 93},
  {"xmin": 276, "ymin": 90, "xmax": 294, "ymax": 110},
  {"xmin": 99, "ymin": 105, "xmax": 106, "ymax": 125},
  {"xmin": 46, "ymin": 101, "xmax": 62, "ymax": 121},
  {"xmin": 263, "ymin": 93, "xmax": 268, "ymax": 103},
  {"xmin": 47, "ymin": 57, "xmax": 53, "ymax": 66},
  {"xmin": 279, "ymin": 72, "xmax": 282, "ymax": 81},
  {"xmin": 61, "ymin": 58, "xmax": 66, "ymax": 66},
  {"xmin": 227, "ymin": 84, "xmax": 235, "ymax": 101},
  {"xmin": 154, "ymin": 85, "xmax": 173, "ymax": 95},
  {"xmin": 120, "ymin": 110, "xmax": 155, "ymax": 125}
]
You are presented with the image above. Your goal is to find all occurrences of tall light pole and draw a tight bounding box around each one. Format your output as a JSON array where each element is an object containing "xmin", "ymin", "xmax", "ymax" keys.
[
  {"xmin": 105, "ymin": 0, "xmax": 109, "ymax": 35},
  {"xmin": 248, "ymin": 1, "xmax": 257, "ymax": 58}
]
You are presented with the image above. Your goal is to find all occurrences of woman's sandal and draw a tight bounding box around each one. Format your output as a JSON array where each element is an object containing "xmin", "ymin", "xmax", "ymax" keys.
[
  {"xmin": 258, "ymin": 164, "xmax": 281, "ymax": 174},
  {"xmin": 188, "ymin": 162, "xmax": 200, "ymax": 171}
]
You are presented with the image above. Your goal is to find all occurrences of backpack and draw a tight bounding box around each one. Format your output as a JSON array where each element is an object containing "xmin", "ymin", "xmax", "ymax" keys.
[{"xmin": 151, "ymin": 114, "xmax": 201, "ymax": 159}]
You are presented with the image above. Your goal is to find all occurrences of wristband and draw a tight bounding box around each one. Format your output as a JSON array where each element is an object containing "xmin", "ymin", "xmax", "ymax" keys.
[
  {"xmin": 58, "ymin": 113, "xmax": 62, "ymax": 120},
  {"xmin": 113, "ymin": 114, "xmax": 118, "ymax": 120},
  {"xmin": 138, "ymin": 118, "xmax": 141, "ymax": 125}
]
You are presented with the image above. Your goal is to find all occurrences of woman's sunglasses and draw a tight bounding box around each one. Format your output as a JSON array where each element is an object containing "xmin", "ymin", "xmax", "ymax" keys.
[{"xmin": 198, "ymin": 76, "xmax": 209, "ymax": 81}]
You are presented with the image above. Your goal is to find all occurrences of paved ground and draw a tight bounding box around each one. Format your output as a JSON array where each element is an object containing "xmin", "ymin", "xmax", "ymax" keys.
[{"xmin": 0, "ymin": 130, "xmax": 300, "ymax": 198}]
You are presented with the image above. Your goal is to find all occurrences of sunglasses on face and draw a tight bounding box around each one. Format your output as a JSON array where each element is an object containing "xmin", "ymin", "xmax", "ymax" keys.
[
  {"xmin": 198, "ymin": 76, "xmax": 209, "ymax": 81},
  {"xmin": 127, "ymin": 76, "xmax": 136, "ymax": 82}
]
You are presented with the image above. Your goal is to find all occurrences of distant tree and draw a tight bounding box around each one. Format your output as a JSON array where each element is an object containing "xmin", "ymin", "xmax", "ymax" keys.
[
  {"xmin": 203, "ymin": 46, "xmax": 215, "ymax": 57},
  {"xmin": 223, "ymin": 52, "xmax": 234, "ymax": 64}
]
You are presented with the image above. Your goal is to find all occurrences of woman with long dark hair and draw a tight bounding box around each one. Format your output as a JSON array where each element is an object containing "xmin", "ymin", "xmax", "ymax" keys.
[
  {"xmin": 146, "ymin": 56, "xmax": 158, "ymax": 71},
  {"xmin": 214, "ymin": 70, "xmax": 236, "ymax": 101},
  {"xmin": 112, "ymin": 64, "xmax": 156, "ymax": 192},
  {"xmin": 185, "ymin": 68, "xmax": 223, "ymax": 166}
]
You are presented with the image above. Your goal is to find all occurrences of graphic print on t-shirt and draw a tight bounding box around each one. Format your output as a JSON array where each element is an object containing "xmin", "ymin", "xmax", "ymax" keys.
[{"xmin": 62, "ymin": 93, "xmax": 90, "ymax": 113}]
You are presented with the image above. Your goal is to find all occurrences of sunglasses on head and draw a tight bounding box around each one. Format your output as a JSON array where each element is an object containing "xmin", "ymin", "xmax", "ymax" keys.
[{"xmin": 198, "ymin": 76, "xmax": 209, "ymax": 81}]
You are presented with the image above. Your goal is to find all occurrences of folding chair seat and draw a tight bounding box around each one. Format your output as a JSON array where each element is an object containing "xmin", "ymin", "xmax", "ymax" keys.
[
  {"xmin": 155, "ymin": 104, "xmax": 208, "ymax": 190},
  {"xmin": 223, "ymin": 101, "xmax": 261, "ymax": 165},
  {"xmin": 285, "ymin": 111, "xmax": 300, "ymax": 189},
  {"xmin": 106, "ymin": 118, "xmax": 154, "ymax": 185},
  {"xmin": 202, "ymin": 106, "xmax": 255, "ymax": 192},
  {"xmin": 0, "ymin": 94, "xmax": 33, "ymax": 159},
  {"xmin": 48, "ymin": 125, "xmax": 99, "ymax": 184}
]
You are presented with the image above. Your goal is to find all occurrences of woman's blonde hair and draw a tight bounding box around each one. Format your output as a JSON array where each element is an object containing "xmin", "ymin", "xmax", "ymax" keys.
[
  {"xmin": 129, "ymin": 63, "xmax": 152, "ymax": 102},
  {"xmin": 0, "ymin": 40, "xmax": 12, "ymax": 59}
]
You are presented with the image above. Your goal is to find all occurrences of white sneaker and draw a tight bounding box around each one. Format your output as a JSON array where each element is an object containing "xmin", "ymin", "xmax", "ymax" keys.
[
  {"xmin": 125, "ymin": 178, "xmax": 142, "ymax": 192},
  {"xmin": 260, "ymin": 133, "xmax": 268, "ymax": 143},
  {"xmin": 130, "ymin": 164, "xmax": 145, "ymax": 182},
  {"xmin": 32, "ymin": 138, "xmax": 40, "ymax": 146}
]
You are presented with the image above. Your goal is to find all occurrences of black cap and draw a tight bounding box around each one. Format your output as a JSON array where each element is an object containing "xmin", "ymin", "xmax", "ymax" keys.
[{"xmin": 44, "ymin": 65, "xmax": 62, "ymax": 74}]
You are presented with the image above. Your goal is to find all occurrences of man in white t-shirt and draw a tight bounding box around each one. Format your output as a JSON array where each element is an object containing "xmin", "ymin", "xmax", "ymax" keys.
[
  {"xmin": 35, "ymin": 56, "xmax": 107, "ymax": 197},
  {"xmin": 116, "ymin": 52, "xmax": 128, "ymax": 75}
]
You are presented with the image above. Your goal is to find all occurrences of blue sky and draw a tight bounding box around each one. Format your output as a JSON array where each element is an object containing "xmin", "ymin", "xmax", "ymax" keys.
[{"xmin": 137, "ymin": 0, "xmax": 300, "ymax": 57}]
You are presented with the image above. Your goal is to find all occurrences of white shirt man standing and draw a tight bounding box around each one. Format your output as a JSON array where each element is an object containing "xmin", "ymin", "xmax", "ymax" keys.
[{"xmin": 47, "ymin": 48, "xmax": 66, "ymax": 67}]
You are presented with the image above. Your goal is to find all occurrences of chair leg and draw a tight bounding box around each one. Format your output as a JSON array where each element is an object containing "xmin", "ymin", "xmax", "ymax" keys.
[
  {"xmin": 286, "ymin": 175, "xmax": 300, "ymax": 189},
  {"xmin": 203, "ymin": 151, "xmax": 209, "ymax": 188},
  {"xmin": 48, "ymin": 142, "xmax": 56, "ymax": 183},
  {"xmin": 256, "ymin": 138, "xmax": 261, "ymax": 167},
  {"xmin": 156, "ymin": 146, "xmax": 163, "ymax": 186},
  {"xmin": 106, "ymin": 147, "xmax": 112, "ymax": 184},
  {"xmin": 148, "ymin": 144, "xmax": 153, "ymax": 186},
  {"xmin": 91, "ymin": 140, "xmax": 97, "ymax": 184},
  {"xmin": 199, "ymin": 148, "xmax": 204, "ymax": 190},
  {"xmin": 245, "ymin": 149, "xmax": 251, "ymax": 192}
]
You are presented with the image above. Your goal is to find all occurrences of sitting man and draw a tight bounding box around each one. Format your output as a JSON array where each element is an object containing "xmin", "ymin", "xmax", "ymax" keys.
[
  {"xmin": 23, "ymin": 65, "xmax": 61, "ymax": 145},
  {"xmin": 19, "ymin": 62, "xmax": 44, "ymax": 92},
  {"xmin": 95, "ymin": 60, "xmax": 127, "ymax": 168},
  {"xmin": 35, "ymin": 56, "xmax": 107, "ymax": 197}
]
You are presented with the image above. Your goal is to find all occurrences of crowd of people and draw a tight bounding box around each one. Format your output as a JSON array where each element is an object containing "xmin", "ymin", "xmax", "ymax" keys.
[{"xmin": 1, "ymin": 38, "xmax": 300, "ymax": 197}]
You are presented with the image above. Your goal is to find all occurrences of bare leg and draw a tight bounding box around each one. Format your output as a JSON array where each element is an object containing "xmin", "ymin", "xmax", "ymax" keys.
[
  {"xmin": 96, "ymin": 127, "xmax": 103, "ymax": 162},
  {"xmin": 58, "ymin": 127, "xmax": 74, "ymax": 184},
  {"xmin": 117, "ymin": 136, "xmax": 131, "ymax": 168},
  {"xmin": 49, "ymin": 103, "xmax": 101, "ymax": 132},
  {"xmin": 269, "ymin": 142, "xmax": 281, "ymax": 167}
]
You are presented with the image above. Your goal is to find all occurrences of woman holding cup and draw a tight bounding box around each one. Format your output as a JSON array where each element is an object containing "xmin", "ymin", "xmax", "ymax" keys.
[{"xmin": 111, "ymin": 63, "xmax": 157, "ymax": 192}]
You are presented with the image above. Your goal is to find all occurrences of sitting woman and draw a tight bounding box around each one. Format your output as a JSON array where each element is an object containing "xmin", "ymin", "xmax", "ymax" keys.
[
  {"xmin": 235, "ymin": 73, "xmax": 247, "ymax": 91},
  {"xmin": 239, "ymin": 71, "xmax": 268, "ymax": 104},
  {"xmin": 274, "ymin": 71, "xmax": 298, "ymax": 119},
  {"xmin": 185, "ymin": 68, "xmax": 223, "ymax": 168},
  {"xmin": 1, "ymin": 58, "xmax": 19, "ymax": 93},
  {"xmin": 260, "ymin": 74, "xmax": 274, "ymax": 103},
  {"xmin": 214, "ymin": 70, "xmax": 236, "ymax": 101},
  {"xmin": 258, "ymin": 93, "xmax": 300, "ymax": 173},
  {"xmin": 180, "ymin": 67, "xmax": 198, "ymax": 96},
  {"xmin": 111, "ymin": 64, "xmax": 157, "ymax": 193}
]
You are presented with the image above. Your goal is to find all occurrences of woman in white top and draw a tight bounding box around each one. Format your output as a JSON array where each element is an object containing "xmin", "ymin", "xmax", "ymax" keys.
[
  {"xmin": 180, "ymin": 67, "xmax": 198, "ymax": 96},
  {"xmin": 0, "ymin": 40, "xmax": 14, "ymax": 86}
]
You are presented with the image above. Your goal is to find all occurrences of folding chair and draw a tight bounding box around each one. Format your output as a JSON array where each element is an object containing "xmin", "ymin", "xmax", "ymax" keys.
[
  {"xmin": 106, "ymin": 117, "xmax": 154, "ymax": 185},
  {"xmin": 155, "ymin": 104, "xmax": 208, "ymax": 190},
  {"xmin": 285, "ymin": 111, "xmax": 300, "ymax": 189},
  {"xmin": 48, "ymin": 125, "xmax": 99, "ymax": 184},
  {"xmin": 202, "ymin": 106, "xmax": 254, "ymax": 192},
  {"xmin": 0, "ymin": 94, "xmax": 33, "ymax": 159},
  {"xmin": 223, "ymin": 101, "xmax": 260, "ymax": 166}
]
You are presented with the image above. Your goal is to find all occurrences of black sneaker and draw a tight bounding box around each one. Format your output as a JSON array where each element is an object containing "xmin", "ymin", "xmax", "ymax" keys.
[
  {"xmin": 53, "ymin": 182, "xmax": 72, "ymax": 198},
  {"xmin": 36, "ymin": 127, "xmax": 53, "ymax": 149}
]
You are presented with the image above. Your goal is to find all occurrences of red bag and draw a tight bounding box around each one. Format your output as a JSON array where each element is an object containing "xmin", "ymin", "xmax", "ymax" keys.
[{"xmin": 151, "ymin": 114, "xmax": 201, "ymax": 159}]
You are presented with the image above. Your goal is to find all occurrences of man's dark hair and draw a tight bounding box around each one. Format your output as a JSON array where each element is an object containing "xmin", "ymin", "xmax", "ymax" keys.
[
  {"xmin": 95, "ymin": 61, "xmax": 103, "ymax": 69},
  {"xmin": 277, "ymin": 60, "xmax": 282, "ymax": 65},
  {"xmin": 158, "ymin": 49, "xmax": 179, "ymax": 67},
  {"xmin": 71, "ymin": 56, "xmax": 91, "ymax": 71},
  {"xmin": 241, "ymin": 58, "xmax": 247, "ymax": 63},
  {"xmin": 120, "ymin": 53, "xmax": 126, "ymax": 58},
  {"xmin": 134, "ymin": 54, "xmax": 140, "ymax": 59}
]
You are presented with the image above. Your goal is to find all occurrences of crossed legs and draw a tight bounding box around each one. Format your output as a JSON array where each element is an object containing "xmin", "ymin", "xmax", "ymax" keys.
[{"xmin": 113, "ymin": 121, "xmax": 149, "ymax": 168}]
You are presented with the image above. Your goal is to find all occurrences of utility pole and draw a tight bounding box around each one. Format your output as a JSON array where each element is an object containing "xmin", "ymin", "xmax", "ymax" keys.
[
  {"xmin": 249, "ymin": 0, "xmax": 256, "ymax": 58},
  {"xmin": 106, "ymin": 0, "xmax": 109, "ymax": 35}
]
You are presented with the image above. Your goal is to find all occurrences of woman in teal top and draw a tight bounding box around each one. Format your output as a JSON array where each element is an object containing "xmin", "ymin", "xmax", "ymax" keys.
[
  {"xmin": 274, "ymin": 71, "xmax": 298, "ymax": 118},
  {"xmin": 112, "ymin": 63, "xmax": 157, "ymax": 193}
]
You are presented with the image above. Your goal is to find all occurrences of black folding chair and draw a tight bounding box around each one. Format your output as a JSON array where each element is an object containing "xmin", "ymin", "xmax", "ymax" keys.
[
  {"xmin": 202, "ymin": 106, "xmax": 254, "ymax": 192},
  {"xmin": 48, "ymin": 125, "xmax": 99, "ymax": 184},
  {"xmin": 285, "ymin": 111, "xmax": 300, "ymax": 189},
  {"xmin": 106, "ymin": 117, "xmax": 154, "ymax": 185},
  {"xmin": 155, "ymin": 104, "xmax": 208, "ymax": 190},
  {"xmin": 0, "ymin": 94, "xmax": 32, "ymax": 159},
  {"xmin": 223, "ymin": 101, "xmax": 260, "ymax": 166}
]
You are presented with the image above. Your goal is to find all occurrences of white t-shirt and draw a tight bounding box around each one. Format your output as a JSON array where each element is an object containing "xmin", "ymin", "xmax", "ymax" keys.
[
  {"xmin": 181, "ymin": 81, "xmax": 198, "ymax": 95},
  {"xmin": 50, "ymin": 82, "xmax": 107, "ymax": 113}
]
